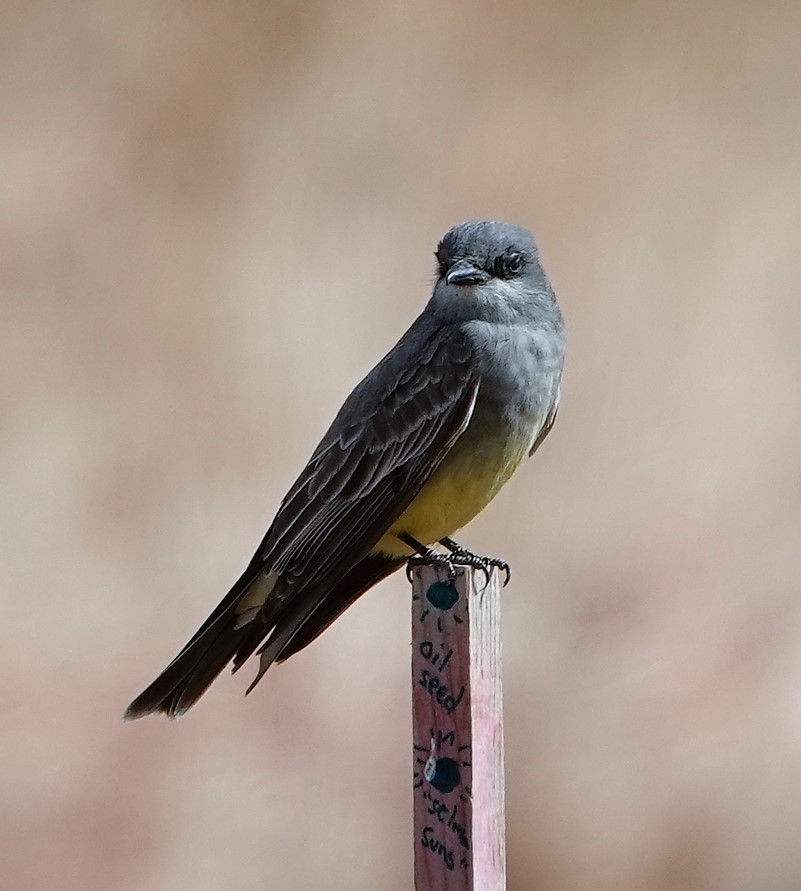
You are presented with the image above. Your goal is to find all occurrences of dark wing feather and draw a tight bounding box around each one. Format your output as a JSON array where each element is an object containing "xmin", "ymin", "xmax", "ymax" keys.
[
  {"xmin": 234, "ymin": 329, "xmax": 481, "ymax": 686},
  {"xmin": 274, "ymin": 553, "xmax": 405, "ymax": 663},
  {"xmin": 253, "ymin": 325, "xmax": 478, "ymax": 585},
  {"xmin": 529, "ymin": 393, "xmax": 560, "ymax": 457},
  {"xmin": 125, "ymin": 324, "xmax": 479, "ymax": 717}
]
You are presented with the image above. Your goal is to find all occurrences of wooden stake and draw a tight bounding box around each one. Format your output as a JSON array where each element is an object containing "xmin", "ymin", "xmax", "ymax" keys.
[{"xmin": 411, "ymin": 564, "xmax": 506, "ymax": 890}]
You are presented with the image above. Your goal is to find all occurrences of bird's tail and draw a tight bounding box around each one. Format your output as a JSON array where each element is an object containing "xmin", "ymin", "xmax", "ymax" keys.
[
  {"xmin": 124, "ymin": 552, "xmax": 403, "ymax": 720},
  {"xmin": 124, "ymin": 562, "xmax": 270, "ymax": 720}
]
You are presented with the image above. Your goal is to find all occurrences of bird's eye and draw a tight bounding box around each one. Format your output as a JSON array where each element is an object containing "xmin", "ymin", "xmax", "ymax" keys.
[{"xmin": 504, "ymin": 252, "xmax": 524, "ymax": 277}]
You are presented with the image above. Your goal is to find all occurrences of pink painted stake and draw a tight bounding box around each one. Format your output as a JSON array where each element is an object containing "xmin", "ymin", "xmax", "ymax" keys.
[{"xmin": 411, "ymin": 564, "xmax": 506, "ymax": 891}]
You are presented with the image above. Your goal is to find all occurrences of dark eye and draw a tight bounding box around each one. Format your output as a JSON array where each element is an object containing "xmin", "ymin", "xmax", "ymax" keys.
[{"xmin": 505, "ymin": 252, "xmax": 524, "ymax": 277}]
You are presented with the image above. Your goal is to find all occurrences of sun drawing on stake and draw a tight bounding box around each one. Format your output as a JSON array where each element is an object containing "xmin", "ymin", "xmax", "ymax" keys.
[
  {"xmin": 413, "ymin": 730, "xmax": 472, "ymax": 802},
  {"xmin": 412, "ymin": 579, "xmax": 466, "ymax": 633}
]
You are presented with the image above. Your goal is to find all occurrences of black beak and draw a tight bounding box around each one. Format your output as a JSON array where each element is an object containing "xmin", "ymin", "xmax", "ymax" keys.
[{"xmin": 446, "ymin": 260, "xmax": 490, "ymax": 286}]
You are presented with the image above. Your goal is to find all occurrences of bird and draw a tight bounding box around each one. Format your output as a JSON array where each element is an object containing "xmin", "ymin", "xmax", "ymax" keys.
[{"xmin": 125, "ymin": 220, "xmax": 565, "ymax": 719}]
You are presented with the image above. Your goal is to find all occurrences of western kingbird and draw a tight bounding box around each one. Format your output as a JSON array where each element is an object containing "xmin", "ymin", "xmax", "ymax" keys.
[{"xmin": 125, "ymin": 220, "xmax": 565, "ymax": 719}]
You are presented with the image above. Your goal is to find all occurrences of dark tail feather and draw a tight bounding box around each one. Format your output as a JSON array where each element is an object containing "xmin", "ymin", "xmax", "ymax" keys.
[
  {"xmin": 124, "ymin": 564, "xmax": 269, "ymax": 720},
  {"xmin": 275, "ymin": 552, "xmax": 404, "ymax": 663},
  {"xmin": 124, "ymin": 552, "xmax": 404, "ymax": 720},
  {"xmin": 227, "ymin": 552, "xmax": 404, "ymax": 697},
  {"xmin": 125, "ymin": 624, "xmax": 252, "ymax": 720}
]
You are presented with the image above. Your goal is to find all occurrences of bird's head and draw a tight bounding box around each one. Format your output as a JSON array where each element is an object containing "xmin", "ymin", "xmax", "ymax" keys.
[
  {"xmin": 436, "ymin": 221, "xmax": 537, "ymax": 285},
  {"xmin": 430, "ymin": 221, "xmax": 554, "ymax": 324}
]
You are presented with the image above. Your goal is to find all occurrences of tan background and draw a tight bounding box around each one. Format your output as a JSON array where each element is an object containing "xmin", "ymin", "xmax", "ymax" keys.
[{"xmin": 2, "ymin": 1, "xmax": 800, "ymax": 889}]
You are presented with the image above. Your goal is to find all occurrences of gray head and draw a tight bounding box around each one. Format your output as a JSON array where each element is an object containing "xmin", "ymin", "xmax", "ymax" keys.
[
  {"xmin": 429, "ymin": 221, "xmax": 557, "ymax": 326},
  {"xmin": 436, "ymin": 221, "xmax": 538, "ymax": 284}
]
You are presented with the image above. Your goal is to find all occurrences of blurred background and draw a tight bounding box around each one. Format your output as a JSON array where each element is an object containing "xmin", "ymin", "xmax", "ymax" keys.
[{"xmin": 2, "ymin": 1, "xmax": 800, "ymax": 888}]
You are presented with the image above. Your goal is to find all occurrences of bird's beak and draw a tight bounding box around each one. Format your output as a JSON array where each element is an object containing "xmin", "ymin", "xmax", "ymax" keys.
[{"xmin": 446, "ymin": 260, "xmax": 490, "ymax": 286}]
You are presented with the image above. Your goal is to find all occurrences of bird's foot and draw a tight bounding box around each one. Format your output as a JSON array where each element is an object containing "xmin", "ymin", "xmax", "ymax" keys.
[
  {"xmin": 440, "ymin": 536, "xmax": 511, "ymax": 586},
  {"xmin": 400, "ymin": 533, "xmax": 510, "ymax": 586},
  {"xmin": 401, "ymin": 532, "xmax": 457, "ymax": 581}
]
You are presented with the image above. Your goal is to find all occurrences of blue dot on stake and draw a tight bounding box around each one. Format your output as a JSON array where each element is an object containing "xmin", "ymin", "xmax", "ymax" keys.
[
  {"xmin": 428, "ymin": 757, "xmax": 461, "ymax": 794},
  {"xmin": 426, "ymin": 581, "xmax": 459, "ymax": 611}
]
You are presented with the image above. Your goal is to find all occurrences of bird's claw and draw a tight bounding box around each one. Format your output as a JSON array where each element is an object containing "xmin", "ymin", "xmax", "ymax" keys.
[
  {"xmin": 454, "ymin": 552, "xmax": 511, "ymax": 588},
  {"xmin": 438, "ymin": 538, "xmax": 511, "ymax": 587},
  {"xmin": 406, "ymin": 550, "xmax": 510, "ymax": 587}
]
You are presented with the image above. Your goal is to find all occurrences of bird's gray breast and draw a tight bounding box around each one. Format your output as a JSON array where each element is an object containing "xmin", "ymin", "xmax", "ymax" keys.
[{"xmin": 463, "ymin": 319, "xmax": 564, "ymax": 448}]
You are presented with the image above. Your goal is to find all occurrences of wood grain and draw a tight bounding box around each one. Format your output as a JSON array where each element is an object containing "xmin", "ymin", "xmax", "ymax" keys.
[{"xmin": 411, "ymin": 564, "xmax": 506, "ymax": 890}]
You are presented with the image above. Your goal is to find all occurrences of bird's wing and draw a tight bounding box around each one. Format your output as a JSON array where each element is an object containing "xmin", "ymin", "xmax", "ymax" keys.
[
  {"xmin": 223, "ymin": 324, "xmax": 480, "ymax": 686},
  {"xmin": 125, "ymin": 325, "xmax": 480, "ymax": 718},
  {"xmin": 529, "ymin": 389, "xmax": 560, "ymax": 457},
  {"xmin": 258, "ymin": 324, "xmax": 479, "ymax": 588}
]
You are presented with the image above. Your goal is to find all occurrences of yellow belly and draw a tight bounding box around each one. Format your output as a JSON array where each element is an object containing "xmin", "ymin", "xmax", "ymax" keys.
[{"xmin": 375, "ymin": 435, "xmax": 529, "ymax": 557}]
